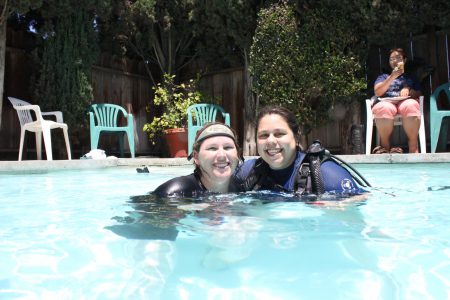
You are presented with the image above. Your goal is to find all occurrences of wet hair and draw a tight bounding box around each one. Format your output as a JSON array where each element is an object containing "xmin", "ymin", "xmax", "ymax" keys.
[
  {"xmin": 389, "ymin": 48, "xmax": 407, "ymax": 60},
  {"xmin": 191, "ymin": 122, "xmax": 242, "ymax": 175},
  {"xmin": 256, "ymin": 105, "xmax": 302, "ymax": 149}
]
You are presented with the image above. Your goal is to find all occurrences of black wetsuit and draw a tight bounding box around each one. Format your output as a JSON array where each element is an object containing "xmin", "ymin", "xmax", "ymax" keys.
[
  {"xmin": 153, "ymin": 173, "xmax": 206, "ymax": 197},
  {"xmin": 153, "ymin": 172, "xmax": 241, "ymax": 197}
]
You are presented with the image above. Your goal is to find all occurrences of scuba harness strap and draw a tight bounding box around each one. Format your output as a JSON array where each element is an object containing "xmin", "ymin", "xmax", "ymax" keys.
[
  {"xmin": 242, "ymin": 140, "xmax": 371, "ymax": 195},
  {"xmin": 241, "ymin": 157, "xmax": 269, "ymax": 191},
  {"xmin": 295, "ymin": 140, "xmax": 326, "ymax": 195}
]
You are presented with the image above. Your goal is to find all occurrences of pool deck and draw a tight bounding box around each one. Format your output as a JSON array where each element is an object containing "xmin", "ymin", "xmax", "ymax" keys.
[{"xmin": 0, "ymin": 153, "xmax": 449, "ymax": 173}]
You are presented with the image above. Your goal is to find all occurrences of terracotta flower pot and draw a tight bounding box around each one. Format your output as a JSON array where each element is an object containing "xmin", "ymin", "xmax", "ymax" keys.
[{"xmin": 164, "ymin": 128, "xmax": 188, "ymax": 157}]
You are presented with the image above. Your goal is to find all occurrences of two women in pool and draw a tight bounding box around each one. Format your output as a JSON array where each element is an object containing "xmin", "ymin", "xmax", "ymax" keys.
[{"xmin": 154, "ymin": 106, "xmax": 365, "ymax": 197}]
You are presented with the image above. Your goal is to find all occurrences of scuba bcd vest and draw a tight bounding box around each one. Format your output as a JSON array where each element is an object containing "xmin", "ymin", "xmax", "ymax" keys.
[{"xmin": 239, "ymin": 140, "xmax": 371, "ymax": 195}]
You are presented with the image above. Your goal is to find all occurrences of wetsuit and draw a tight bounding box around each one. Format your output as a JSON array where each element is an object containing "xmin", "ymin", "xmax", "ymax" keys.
[
  {"xmin": 153, "ymin": 172, "xmax": 240, "ymax": 197},
  {"xmin": 233, "ymin": 151, "xmax": 365, "ymax": 195},
  {"xmin": 153, "ymin": 173, "xmax": 206, "ymax": 197}
]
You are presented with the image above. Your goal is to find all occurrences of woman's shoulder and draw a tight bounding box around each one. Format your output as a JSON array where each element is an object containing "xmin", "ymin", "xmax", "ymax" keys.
[
  {"xmin": 320, "ymin": 160, "xmax": 365, "ymax": 194},
  {"xmin": 152, "ymin": 173, "xmax": 204, "ymax": 197}
]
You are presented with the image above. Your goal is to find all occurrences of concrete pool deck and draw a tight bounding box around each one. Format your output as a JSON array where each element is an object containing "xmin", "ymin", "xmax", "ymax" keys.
[{"xmin": 0, "ymin": 153, "xmax": 449, "ymax": 173}]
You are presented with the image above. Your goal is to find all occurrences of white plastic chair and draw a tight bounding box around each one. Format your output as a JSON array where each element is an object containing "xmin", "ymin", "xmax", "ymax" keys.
[
  {"xmin": 8, "ymin": 97, "xmax": 71, "ymax": 161},
  {"xmin": 365, "ymin": 96, "xmax": 426, "ymax": 154}
]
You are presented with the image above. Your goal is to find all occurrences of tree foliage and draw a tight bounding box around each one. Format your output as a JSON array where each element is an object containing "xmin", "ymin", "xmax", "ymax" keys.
[
  {"xmin": 192, "ymin": 0, "xmax": 261, "ymax": 71},
  {"xmin": 0, "ymin": 1, "xmax": 43, "ymax": 24},
  {"xmin": 103, "ymin": 0, "xmax": 266, "ymax": 79},
  {"xmin": 108, "ymin": 0, "xmax": 200, "ymax": 84},
  {"xmin": 32, "ymin": 9, "xmax": 99, "ymax": 129},
  {"xmin": 356, "ymin": 0, "xmax": 450, "ymax": 46},
  {"xmin": 250, "ymin": 1, "xmax": 365, "ymax": 133}
]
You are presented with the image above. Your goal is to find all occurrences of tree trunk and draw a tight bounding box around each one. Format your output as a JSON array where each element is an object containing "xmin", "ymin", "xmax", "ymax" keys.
[
  {"xmin": 0, "ymin": 20, "xmax": 6, "ymax": 128},
  {"xmin": 242, "ymin": 51, "xmax": 257, "ymax": 156}
]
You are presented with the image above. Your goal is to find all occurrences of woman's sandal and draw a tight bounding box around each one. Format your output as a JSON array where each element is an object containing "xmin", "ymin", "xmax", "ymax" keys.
[
  {"xmin": 389, "ymin": 147, "xmax": 404, "ymax": 154},
  {"xmin": 372, "ymin": 146, "xmax": 388, "ymax": 154}
]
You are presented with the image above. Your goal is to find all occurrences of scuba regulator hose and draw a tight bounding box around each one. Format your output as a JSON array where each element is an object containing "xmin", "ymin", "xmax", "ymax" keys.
[{"xmin": 306, "ymin": 141, "xmax": 326, "ymax": 194}]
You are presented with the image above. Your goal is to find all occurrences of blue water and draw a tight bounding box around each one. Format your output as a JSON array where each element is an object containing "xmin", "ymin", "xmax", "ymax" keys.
[{"xmin": 0, "ymin": 163, "xmax": 449, "ymax": 299}]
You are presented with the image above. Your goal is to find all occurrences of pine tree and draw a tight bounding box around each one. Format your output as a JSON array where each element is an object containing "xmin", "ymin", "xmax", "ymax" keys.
[{"xmin": 33, "ymin": 10, "xmax": 98, "ymax": 129}]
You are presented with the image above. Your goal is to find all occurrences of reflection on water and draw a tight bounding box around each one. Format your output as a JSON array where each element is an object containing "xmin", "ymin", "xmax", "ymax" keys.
[
  {"xmin": 105, "ymin": 191, "xmax": 367, "ymax": 241},
  {"xmin": 105, "ymin": 191, "xmax": 396, "ymax": 299}
]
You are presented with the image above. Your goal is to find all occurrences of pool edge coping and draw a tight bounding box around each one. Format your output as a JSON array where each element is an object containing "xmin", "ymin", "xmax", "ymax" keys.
[{"xmin": 0, "ymin": 153, "xmax": 449, "ymax": 172}]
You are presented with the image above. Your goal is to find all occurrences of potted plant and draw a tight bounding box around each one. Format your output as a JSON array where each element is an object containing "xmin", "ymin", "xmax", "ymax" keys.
[{"xmin": 143, "ymin": 73, "xmax": 202, "ymax": 157}]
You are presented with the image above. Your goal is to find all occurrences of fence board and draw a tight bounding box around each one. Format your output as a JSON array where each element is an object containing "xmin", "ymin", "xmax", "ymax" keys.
[{"xmin": 199, "ymin": 68, "xmax": 245, "ymax": 146}]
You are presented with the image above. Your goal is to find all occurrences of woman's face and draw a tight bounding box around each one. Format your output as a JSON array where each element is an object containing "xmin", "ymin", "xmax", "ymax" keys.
[
  {"xmin": 257, "ymin": 114, "xmax": 297, "ymax": 170},
  {"xmin": 194, "ymin": 136, "xmax": 239, "ymax": 189},
  {"xmin": 389, "ymin": 51, "xmax": 404, "ymax": 69}
]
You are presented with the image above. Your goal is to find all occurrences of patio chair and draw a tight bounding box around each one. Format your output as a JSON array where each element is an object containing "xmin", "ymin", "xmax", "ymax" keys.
[
  {"xmin": 429, "ymin": 82, "xmax": 450, "ymax": 153},
  {"xmin": 8, "ymin": 97, "xmax": 71, "ymax": 161},
  {"xmin": 88, "ymin": 103, "xmax": 135, "ymax": 158},
  {"xmin": 365, "ymin": 96, "xmax": 426, "ymax": 154},
  {"xmin": 186, "ymin": 103, "xmax": 231, "ymax": 155}
]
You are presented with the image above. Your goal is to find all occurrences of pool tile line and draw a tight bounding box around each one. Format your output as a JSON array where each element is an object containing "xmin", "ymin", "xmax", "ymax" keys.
[{"xmin": 0, "ymin": 153, "xmax": 449, "ymax": 173}]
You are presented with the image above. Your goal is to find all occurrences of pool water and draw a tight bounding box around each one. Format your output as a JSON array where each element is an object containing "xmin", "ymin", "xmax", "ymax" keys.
[{"xmin": 1, "ymin": 163, "xmax": 449, "ymax": 299}]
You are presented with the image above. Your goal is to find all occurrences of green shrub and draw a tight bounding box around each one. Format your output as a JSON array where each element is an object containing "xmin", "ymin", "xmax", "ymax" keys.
[
  {"xmin": 143, "ymin": 73, "xmax": 202, "ymax": 144},
  {"xmin": 250, "ymin": 2, "xmax": 365, "ymax": 133}
]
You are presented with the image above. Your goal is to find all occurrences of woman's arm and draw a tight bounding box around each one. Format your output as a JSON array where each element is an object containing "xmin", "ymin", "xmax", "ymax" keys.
[{"xmin": 374, "ymin": 68, "xmax": 403, "ymax": 96}]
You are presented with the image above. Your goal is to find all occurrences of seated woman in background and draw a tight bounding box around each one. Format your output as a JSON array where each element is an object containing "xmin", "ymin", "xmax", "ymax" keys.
[
  {"xmin": 153, "ymin": 123, "xmax": 242, "ymax": 197},
  {"xmin": 372, "ymin": 47, "xmax": 422, "ymax": 154},
  {"xmin": 233, "ymin": 105, "xmax": 368, "ymax": 197}
]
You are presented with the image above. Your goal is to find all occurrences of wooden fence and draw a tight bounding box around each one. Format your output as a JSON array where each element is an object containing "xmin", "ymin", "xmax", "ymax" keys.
[
  {"xmin": 0, "ymin": 46, "xmax": 158, "ymax": 159},
  {"xmin": 1, "ymin": 28, "xmax": 449, "ymax": 159},
  {"xmin": 90, "ymin": 65, "xmax": 154, "ymax": 156},
  {"xmin": 0, "ymin": 45, "xmax": 33, "ymax": 159},
  {"xmin": 199, "ymin": 68, "xmax": 245, "ymax": 143}
]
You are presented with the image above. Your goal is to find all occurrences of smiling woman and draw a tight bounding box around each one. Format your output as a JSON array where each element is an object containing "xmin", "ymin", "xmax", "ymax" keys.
[
  {"xmin": 234, "ymin": 105, "xmax": 368, "ymax": 196},
  {"xmin": 153, "ymin": 123, "xmax": 242, "ymax": 196}
]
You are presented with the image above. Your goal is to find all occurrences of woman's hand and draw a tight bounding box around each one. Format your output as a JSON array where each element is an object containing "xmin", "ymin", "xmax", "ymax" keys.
[
  {"xmin": 391, "ymin": 67, "xmax": 404, "ymax": 79},
  {"xmin": 400, "ymin": 87, "xmax": 410, "ymax": 97}
]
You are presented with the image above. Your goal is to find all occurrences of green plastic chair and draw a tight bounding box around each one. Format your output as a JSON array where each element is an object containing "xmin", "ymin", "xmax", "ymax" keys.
[
  {"xmin": 187, "ymin": 104, "xmax": 231, "ymax": 155},
  {"xmin": 88, "ymin": 103, "xmax": 135, "ymax": 158},
  {"xmin": 430, "ymin": 82, "xmax": 450, "ymax": 153}
]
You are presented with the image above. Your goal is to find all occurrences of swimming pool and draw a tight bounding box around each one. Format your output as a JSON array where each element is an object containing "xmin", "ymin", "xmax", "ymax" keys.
[{"xmin": 1, "ymin": 163, "xmax": 449, "ymax": 299}]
